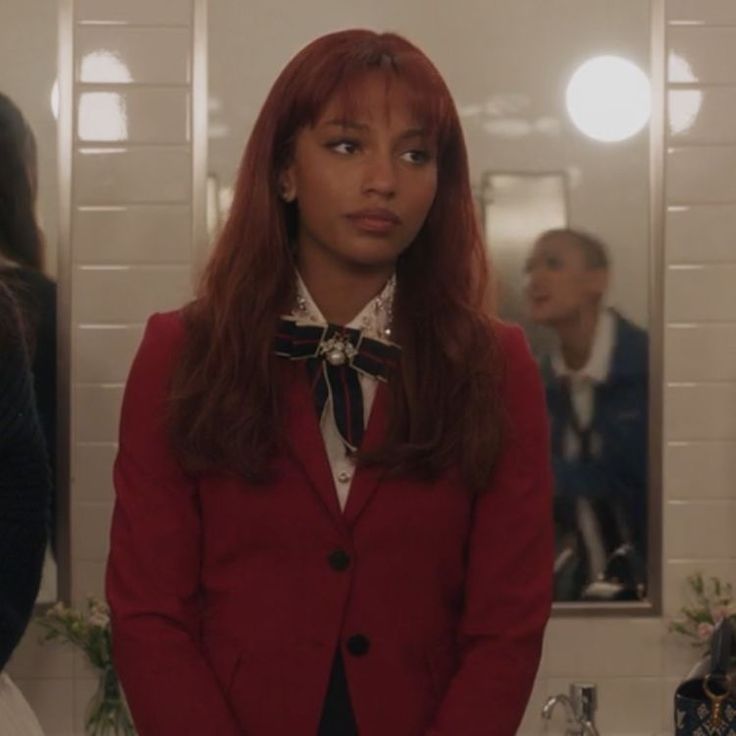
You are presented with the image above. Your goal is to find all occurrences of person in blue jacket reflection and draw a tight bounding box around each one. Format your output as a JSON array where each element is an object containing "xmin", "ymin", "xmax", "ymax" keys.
[{"xmin": 525, "ymin": 228, "xmax": 648, "ymax": 601}]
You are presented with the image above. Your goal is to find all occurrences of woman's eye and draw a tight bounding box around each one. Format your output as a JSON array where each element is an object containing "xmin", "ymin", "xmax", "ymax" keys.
[
  {"xmin": 545, "ymin": 256, "xmax": 563, "ymax": 270},
  {"xmin": 328, "ymin": 140, "xmax": 359, "ymax": 155},
  {"xmin": 401, "ymin": 149, "xmax": 431, "ymax": 165}
]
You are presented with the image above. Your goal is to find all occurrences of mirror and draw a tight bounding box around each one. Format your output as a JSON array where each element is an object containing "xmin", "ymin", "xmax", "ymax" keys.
[
  {"xmin": 0, "ymin": 0, "xmax": 63, "ymax": 604},
  {"xmin": 206, "ymin": 0, "xmax": 659, "ymax": 609}
]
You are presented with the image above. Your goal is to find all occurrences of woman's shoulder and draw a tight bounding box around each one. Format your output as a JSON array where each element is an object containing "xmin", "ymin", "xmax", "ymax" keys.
[
  {"xmin": 121, "ymin": 309, "xmax": 190, "ymax": 408},
  {"xmin": 145, "ymin": 308, "xmax": 187, "ymax": 337},
  {"xmin": 487, "ymin": 318, "xmax": 545, "ymax": 412},
  {"xmin": 488, "ymin": 317, "xmax": 532, "ymax": 363},
  {"xmin": 133, "ymin": 309, "xmax": 189, "ymax": 372}
]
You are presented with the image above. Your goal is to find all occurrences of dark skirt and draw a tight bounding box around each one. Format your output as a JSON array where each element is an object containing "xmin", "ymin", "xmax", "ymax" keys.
[{"xmin": 317, "ymin": 648, "xmax": 358, "ymax": 736}]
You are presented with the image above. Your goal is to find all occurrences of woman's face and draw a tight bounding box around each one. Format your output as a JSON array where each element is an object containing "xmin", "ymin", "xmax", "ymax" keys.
[
  {"xmin": 524, "ymin": 234, "xmax": 607, "ymax": 326},
  {"xmin": 280, "ymin": 72, "xmax": 438, "ymax": 280}
]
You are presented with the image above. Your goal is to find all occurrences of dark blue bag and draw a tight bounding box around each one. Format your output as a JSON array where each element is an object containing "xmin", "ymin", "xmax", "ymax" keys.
[{"xmin": 674, "ymin": 620, "xmax": 736, "ymax": 735}]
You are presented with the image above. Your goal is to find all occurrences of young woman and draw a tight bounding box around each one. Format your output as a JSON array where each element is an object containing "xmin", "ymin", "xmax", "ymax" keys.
[
  {"xmin": 525, "ymin": 228, "xmax": 647, "ymax": 601},
  {"xmin": 0, "ymin": 281, "xmax": 49, "ymax": 736},
  {"xmin": 0, "ymin": 92, "xmax": 57, "ymax": 554},
  {"xmin": 107, "ymin": 30, "xmax": 553, "ymax": 736}
]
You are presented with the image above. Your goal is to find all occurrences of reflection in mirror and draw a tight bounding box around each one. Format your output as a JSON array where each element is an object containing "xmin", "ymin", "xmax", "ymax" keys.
[
  {"xmin": 0, "ymin": 0, "xmax": 61, "ymax": 605},
  {"xmin": 521, "ymin": 228, "xmax": 649, "ymax": 603},
  {"xmin": 208, "ymin": 0, "xmax": 658, "ymax": 609},
  {"xmin": 475, "ymin": 2, "xmax": 653, "ymax": 605}
]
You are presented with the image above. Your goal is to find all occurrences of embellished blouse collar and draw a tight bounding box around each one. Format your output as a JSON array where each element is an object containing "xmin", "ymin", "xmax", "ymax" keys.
[{"xmin": 292, "ymin": 272, "xmax": 396, "ymax": 343}]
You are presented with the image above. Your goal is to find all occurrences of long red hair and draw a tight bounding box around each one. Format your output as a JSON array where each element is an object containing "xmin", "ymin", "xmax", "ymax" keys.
[{"xmin": 169, "ymin": 29, "xmax": 503, "ymax": 492}]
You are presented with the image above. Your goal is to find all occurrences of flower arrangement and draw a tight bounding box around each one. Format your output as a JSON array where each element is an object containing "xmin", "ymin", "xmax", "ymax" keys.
[
  {"xmin": 669, "ymin": 572, "xmax": 736, "ymax": 660},
  {"xmin": 37, "ymin": 597, "xmax": 135, "ymax": 736}
]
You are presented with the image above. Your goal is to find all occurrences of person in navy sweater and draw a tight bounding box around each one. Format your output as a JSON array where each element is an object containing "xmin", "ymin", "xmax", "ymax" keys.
[
  {"xmin": 0, "ymin": 281, "xmax": 49, "ymax": 734},
  {"xmin": 525, "ymin": 228, "xmax": 648, "ymax": 601},
  {"xmin": 0, "ymin": 92, "xmax": 57, "ymax": 555}
]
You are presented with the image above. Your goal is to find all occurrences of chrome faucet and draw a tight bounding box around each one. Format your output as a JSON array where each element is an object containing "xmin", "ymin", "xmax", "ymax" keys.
[{"xmin": 542, "ymin": 683, "xmax": 600, "ymax": 736}]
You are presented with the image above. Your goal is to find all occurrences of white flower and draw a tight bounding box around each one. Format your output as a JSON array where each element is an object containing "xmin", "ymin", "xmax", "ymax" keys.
[
  {"xmin": 697, "ymin": 622, "xmax": 714, "ymax": 640},
  {"xmin": 48, "ymin": 601, "xmax": 67, "ymax": 617},
  {"xmin": 88, "ymin": 610, "xmax": 110, "ymax": 628}
]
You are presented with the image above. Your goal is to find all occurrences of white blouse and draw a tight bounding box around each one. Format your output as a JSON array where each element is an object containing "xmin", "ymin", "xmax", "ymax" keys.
[
  {"xmin": 292, "ymin": 274, "xmax": 396, "ymax": 511},
  {"xmin": 550, "ymin": 307, "xmax": 615, "ymax": 460},
  {"xmin": 550, "ymin": 307, "xmax": 616, "ymax": 582}
]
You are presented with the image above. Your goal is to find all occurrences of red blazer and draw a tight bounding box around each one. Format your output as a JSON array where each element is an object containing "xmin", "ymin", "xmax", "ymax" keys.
[{"xmin": 106, "ymin": 311, "xmax": 553, "ymax": 736}]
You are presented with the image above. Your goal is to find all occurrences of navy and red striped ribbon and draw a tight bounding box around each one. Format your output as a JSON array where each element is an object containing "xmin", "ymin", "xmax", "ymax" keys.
[{"xmin": 275, "ymin": 317, "xmax": 400, "ymax": 451}]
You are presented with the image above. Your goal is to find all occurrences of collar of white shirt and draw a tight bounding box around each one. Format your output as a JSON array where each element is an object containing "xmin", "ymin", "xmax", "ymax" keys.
[
  {"xmin": 551, "ymin": 307, "xmax": 615, "ymax": 384},
  {"xmin": 292, "ymin": 271, "xmax": 396, "ymax": 343}
]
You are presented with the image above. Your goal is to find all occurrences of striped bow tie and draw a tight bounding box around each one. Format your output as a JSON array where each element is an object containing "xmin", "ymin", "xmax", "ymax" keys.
[{"xmin": 275, "ymin": 317, "xmax": 401, "ymax": 451}]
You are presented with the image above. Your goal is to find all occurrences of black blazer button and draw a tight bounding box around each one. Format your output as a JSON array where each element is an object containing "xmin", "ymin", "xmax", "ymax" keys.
[
  {"xmin": 328, "ymin": 549, "xmax": 351, "ymax": 572},
  {"xmin": 346, "ymin": 634, "xmax": 370, "ymax": 657}
]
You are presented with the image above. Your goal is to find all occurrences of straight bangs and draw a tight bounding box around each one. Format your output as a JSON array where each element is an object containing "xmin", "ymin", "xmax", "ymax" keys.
[{"xmin": 276, "ymin": 32, "xmax": 457, "ymax": 167}]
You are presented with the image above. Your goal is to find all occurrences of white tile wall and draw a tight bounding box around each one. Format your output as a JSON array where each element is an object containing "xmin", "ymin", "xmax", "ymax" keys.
[
  {"xmin": 76, "ymin": 27, "xmax": 192, "ymax": 84},
  {"xmin": 667, "ymin": 147, "xmax": 736, "ymax": 203},
  {"xmin": 668, "ymin": 27, "xmax": 736, "ymax": 84},
  {"xmin": 72, "ymin": 502, "xmax": 115, "ymax": 562},
  {"xmin": 665, "ymin": 441, "xmax": 736, "ymax": 498},
  {"xmin": 667, "ymin": 0, "xmax": 736, "ymax": 25},
  {"xmin": 666, "ymin": 383, "xmax": 736, "ymax": 439},
  {"xmin": 666, "ymin": 205, "xmax": 736, "ymax": 263},
  {"xmin": 72, "ymin": 561, "xmax": 107, "ymax": 601},
  {"xmin": 72, "ymin": 265, "xmax": 192, "ymax": 322},
  {"xmin": 74, "ymin": 148, "xmax": 192, "ymax": 204},
  {"xmin": 73, "ymin": 385, "xmax": 124, "ymax": 443},
  {"xmin": 667, "ymin": 264, "xmax": 736, "ymax": 320},
  {"xmin": 76, "ymin": 0, "xmax": 193, "ymax": 26},
  {"xmin": 77, "ymin": 88, "xmax": 191, "ymax": 144},
  {"xmin": 12, "ymin": 1, "xmax": 736, "ymax": 733},
  {"xmin": 75, "ymin": 325, "xmax": 144, "ymax": 383},
  {"xmin": 72, "ymin": 444, "xmax": 118, "ymax": 503},
  {"xmin": 666, "ymin": 501, "xmax": 736, "ymax": 557},
  {"xmin": 74, "ymin": 205, "xmax": 193, "ymax": 264},
  {"xmin": 666, "ymin": 324, "xmax": 736, "ymax": 381},
  {"xmin": 669, "ymin": 88, "xmax": 736, "ymax": 144}
]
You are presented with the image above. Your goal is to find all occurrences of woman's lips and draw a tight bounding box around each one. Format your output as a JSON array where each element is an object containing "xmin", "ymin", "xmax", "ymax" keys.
[{"xmin": 346, "ymin": 209, "xmax": 401, "ymax": 235}]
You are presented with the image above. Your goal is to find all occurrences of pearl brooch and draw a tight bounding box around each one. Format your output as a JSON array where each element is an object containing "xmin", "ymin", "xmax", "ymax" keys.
[{"xmin": 319, "ymin": 334, "xmax": 357, "ymax": 366}]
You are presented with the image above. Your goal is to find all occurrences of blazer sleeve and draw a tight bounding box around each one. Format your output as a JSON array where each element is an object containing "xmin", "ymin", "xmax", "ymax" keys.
[
  {"xmin": 0, "ymin": 286, "xmax": 49, "ymax": 671},
  {"xmin": 425, "ymin": 324, "xmax": 554, "ymax": 736},
  {"xmin": 106, "ymin": 313, "xmax": 242, "ymax": 736}
]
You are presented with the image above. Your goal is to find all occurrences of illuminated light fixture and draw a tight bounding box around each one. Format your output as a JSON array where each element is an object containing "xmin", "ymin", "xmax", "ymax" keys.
[
  {"xmin": 566, "ymin": 55, "xmax": 651, "ymax": 142},
  {"xmin": 78, "ymin": 92, "xmax": 129, "ymax": 141},
  {"xmin": 667, "ymin": 54, "xmax": 703, "ymax": 136},
  {"xmin": 668, "ymin": 51, "xmax": 698, "ymax": 83},
  {"xmin": 53, "ymin": 51, "xmax": 133, "ymax": 125},
  {"xmin": 80, "ymin": 50, "xmax": 133, "ymax": 83}
]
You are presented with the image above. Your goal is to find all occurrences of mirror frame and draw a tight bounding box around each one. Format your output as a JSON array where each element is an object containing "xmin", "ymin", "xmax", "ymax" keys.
[{"xmin": 40, "ymin": 0, "xmax": 74, "ymax": 609}]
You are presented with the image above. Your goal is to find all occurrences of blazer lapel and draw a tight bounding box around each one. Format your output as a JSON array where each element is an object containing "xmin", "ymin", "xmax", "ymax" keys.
[
  {"xmin": 343, "ymin": 381, "xmax": 389, "ymax": 528},
  {"xmin": 279, "ymin": 361, "xmax": 347, "ymax": 533}
]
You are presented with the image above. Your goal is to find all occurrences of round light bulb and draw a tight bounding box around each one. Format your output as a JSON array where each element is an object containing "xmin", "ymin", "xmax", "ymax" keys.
[{"xmin": 566, "ymin": 55, "xmax": 651, "ymax": 143}]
